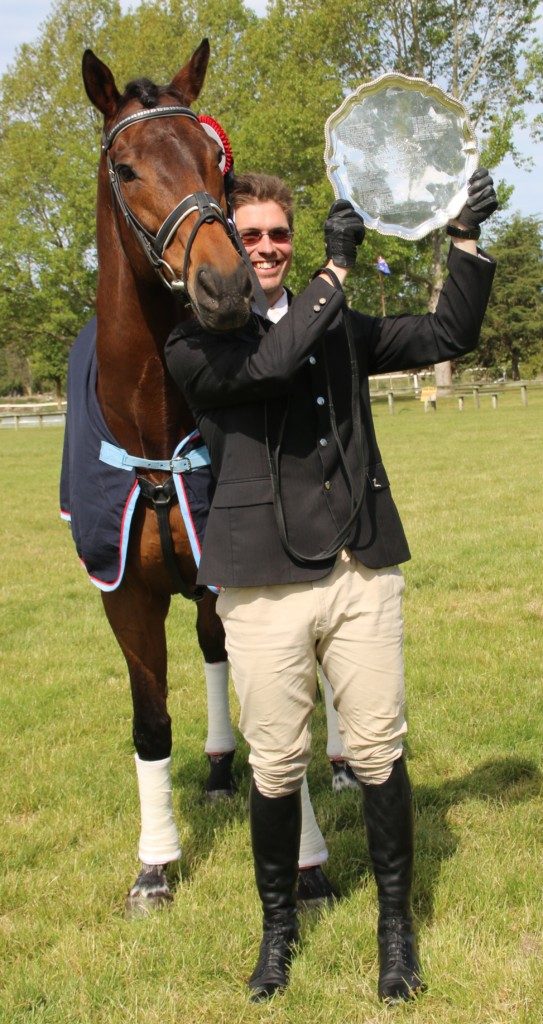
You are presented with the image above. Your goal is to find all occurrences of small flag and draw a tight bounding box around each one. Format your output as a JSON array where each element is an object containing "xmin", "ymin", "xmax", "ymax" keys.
[{"xmin": 375, "ymin": 256, "xmax": 391, "ymax": 275}]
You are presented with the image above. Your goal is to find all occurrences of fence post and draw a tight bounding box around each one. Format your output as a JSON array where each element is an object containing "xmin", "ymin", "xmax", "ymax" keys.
[
  {"xmin": 520, "ymin": 385, "xmax": 528, "ymax": 406},
  {"xmin": 472, "ymin": 386, "xmax": 480, "ymax": 409},
  {"xmin": 491, "ymin": 392, "xmax": 498, "ymax": 410},
  {"xmin": 388, "ymin": 390, "xmax": 395, "ymax": 415},
  {"xmin": 458, "ymin": 396, "xmax": 464, "ymax": 411}
]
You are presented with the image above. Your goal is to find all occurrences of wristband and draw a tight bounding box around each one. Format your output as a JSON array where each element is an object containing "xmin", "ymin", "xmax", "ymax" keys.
[{"xmin": 446, "ymin": 224, "xmax": 481, "ymax": 241}]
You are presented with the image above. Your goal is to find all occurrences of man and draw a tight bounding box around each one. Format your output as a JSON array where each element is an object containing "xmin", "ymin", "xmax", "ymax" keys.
[{"xmin": 165, "ymin": 170, "xmax": 497, "ymax": 1002}]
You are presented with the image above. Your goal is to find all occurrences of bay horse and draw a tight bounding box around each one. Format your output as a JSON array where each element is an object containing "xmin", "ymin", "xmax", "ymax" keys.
[
  {"xmin": 81, "ymin": 40, "xmax": 252, "ymax": 914},
  {"xmin": 76, "ymin": 40, "xmax": 339, "ymax": 919}
]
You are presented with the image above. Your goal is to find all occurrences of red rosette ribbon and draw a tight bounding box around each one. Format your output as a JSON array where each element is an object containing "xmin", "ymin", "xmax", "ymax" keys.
[{"xmin": 198, "ymin": 114, "xmax": 234, "ymax": 175}]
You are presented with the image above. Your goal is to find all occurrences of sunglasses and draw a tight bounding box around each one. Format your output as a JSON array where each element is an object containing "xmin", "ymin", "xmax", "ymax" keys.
[{"xmin": 238, "ymin": 227, "xmax": 293, "ymax": 246}]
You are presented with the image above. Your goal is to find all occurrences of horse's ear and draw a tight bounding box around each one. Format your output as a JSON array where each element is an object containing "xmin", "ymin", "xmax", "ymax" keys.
[
  {"xmin": 170, "ymin": 39, "xmax": 210, "ymax": 104},
  {"xmin": 82, "ymin": 49, "xmax": 121, "ymax": 118}
]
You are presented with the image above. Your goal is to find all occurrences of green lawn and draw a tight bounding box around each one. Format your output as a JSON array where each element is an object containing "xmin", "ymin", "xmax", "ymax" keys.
[{"xmin": 0, "ymin": 394, "xmax": 541, "ymax": 1024}]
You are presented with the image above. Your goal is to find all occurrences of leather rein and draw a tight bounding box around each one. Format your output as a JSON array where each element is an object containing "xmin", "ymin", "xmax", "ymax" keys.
[{"xmin": 102, "ymin": 105, "xmax": 230, "ymax": 294}]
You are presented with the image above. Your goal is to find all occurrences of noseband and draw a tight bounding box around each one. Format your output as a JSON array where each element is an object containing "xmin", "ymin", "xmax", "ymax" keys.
[{"xmin": 102, "ymin": 106, "xmax": 231, "ymax": 294}]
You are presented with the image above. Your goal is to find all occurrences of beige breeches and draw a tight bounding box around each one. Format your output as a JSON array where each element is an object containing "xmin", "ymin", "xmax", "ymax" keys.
[{"xmin": 216, "ymin": 549, "xmax": 407, "ymax": 797}]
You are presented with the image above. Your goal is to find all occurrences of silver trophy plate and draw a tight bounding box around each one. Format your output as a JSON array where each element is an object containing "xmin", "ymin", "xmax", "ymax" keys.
[{"xmin": 324, "ymin": 74, "xmax": 479, "ymax": 241}]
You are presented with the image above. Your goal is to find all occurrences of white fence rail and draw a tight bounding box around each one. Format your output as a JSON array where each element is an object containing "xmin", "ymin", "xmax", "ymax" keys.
[
  {"xmin": 1, "ymin": 382, "xmax": 541, "ymax": 428},
  {"xmin": 0, "ymin": 403, "xmax": 66, "ymax": 429}
]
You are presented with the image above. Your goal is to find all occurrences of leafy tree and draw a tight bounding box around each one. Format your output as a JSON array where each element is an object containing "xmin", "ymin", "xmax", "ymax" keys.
[
  {"xmin": 359, "ymin": 0, "xmax": 542, "ymax": 385},
  {"xmin": 0, "ymin": 0, "xmax": 122, "ymax": 391},
  {"xmin": 466, "ymin": 215, "xmax": 543, "ymax": 379},
  {"xmin": 0, "ymin": 0, "xmax": 541, "ymax": 392},
  {"xmin": 212, "ymin": 0, "xmax": 543, "ymax": 365},
  {"xmin": 0, "ymin": 0, "xmax": 258, "ymax": 392}
]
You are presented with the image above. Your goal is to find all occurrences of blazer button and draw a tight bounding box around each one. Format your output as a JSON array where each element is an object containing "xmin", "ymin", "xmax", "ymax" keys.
[
  {"xmin": 309, "ymin": 355, "xmax": 317, "ymax": 365},
  {"xmin": 316, "ymin": 396, "xmax": 325, "ymax": 406},
  {"xmin": 313, "ymin": 304, "xmax": 321, "ymax": 312},
  {"xmin": 319, "ymin": 437, "xmax": 328, "ymax": 447},
  {"xmin": 324, "ymin": 480, "xmax": 331, "ymax": 490},
  {"xmin": 319, "ymin": 297, "xmax": 327, "ymax": 305}
]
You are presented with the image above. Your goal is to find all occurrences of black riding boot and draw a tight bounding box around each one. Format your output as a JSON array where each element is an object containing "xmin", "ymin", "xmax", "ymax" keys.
[
  {"xmin": 248, "ymin": 781, "xmax": 301, "ymax": 1003},
  {"xmin": 361, "ymin": 756, "xmax": 425, "ymax": 1003}
]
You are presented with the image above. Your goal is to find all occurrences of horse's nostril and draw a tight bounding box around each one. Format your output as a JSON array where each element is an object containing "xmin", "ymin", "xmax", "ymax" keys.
[
  {"xmin": 196, "ymin": 264, "xmax": 253, "ymax": 310},
  {"xmin": 197, "ymin": 266, "xmax": 220, "ymax": 301}
]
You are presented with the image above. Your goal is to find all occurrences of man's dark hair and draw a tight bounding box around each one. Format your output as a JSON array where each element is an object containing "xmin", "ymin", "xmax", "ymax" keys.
[{"xmin": 229, "ymin": 173, "xmax": 294, "ymax": 229}]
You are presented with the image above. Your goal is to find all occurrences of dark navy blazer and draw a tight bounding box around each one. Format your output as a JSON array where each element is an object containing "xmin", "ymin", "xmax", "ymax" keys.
[{"xmin": 165, "ymin": 245, "xmax": 495, "ymax": 587}]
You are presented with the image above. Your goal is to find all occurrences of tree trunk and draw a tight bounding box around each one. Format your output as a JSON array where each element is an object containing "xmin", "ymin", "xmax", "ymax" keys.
[{"xmin": 428, "ymin": 230, "xmax": 452, "ymax": 393}]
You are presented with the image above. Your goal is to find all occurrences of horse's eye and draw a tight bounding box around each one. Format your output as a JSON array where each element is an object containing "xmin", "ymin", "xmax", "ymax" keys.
[{"xmin": 116, "ymin": 164, "xmax": 136, "ymax": 183}]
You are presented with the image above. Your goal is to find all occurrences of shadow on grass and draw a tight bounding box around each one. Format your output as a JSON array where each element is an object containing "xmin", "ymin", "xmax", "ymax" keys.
[
  {"xmin": 172, "ymin": 739, "xmax": 252, "ymax": 882},
  {"xmin": 316, "ymin": 754, "xmax": 542, "ymax": 924},
  {"xmin": 172, "ymin": 726, "xmax": 540, "ymax": 933},
  {"xmin": 288, "ymin": 730, "xmax": 542, "ymax": 920},
  {"xmin": 412, "ymin": 756, "xmax": 542, "ymax": 923}
]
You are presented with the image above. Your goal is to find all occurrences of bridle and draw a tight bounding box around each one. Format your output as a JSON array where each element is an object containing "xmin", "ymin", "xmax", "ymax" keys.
[{"xmin": 102, "ymin": 105, "xmax": 231, "ymax": 294}]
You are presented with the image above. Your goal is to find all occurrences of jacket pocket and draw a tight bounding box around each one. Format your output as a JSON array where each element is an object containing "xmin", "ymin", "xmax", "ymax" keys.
[
  {"xmin": 366, "ymin": 463, "xmax": 390, "ymax": 491},
  {"xmin": 213, "ymin": 476, "xmax": 274, "ymax": 508}
]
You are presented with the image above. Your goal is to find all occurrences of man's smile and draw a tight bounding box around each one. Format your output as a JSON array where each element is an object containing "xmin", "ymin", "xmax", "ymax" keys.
[
  {"xmin": 253, "ymin": 259, "xmax": 284, "ymax": 271},
  {"xmin": 235, "ymin": 200, "xmax": 293, "ymax": 305}
]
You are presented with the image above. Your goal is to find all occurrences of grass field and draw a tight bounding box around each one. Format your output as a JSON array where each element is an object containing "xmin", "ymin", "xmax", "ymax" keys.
[{"xmin": 1, "ymin": 391, "xmax": 542, "ymax": 1024}]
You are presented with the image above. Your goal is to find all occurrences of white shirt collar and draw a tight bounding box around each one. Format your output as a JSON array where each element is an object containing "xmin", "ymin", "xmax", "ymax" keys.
[{"xmin": 252, "ymin": 288, "xmax": 288, "ymax": 323}]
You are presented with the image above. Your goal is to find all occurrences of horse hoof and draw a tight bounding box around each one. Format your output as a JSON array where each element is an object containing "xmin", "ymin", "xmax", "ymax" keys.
[
  {"xmin": 206, "ymin": 788, "xmax": 235, "ymax": 803},
  {"xmin": 330, "ymin": 758, "xmax": 360, "ymax": 792},
  {"xmin": 205, "ymin": 750, "xmax": 237, "ymax": 801},
  {"xmin": 125, "ymin": 863, "xmax": 174, "ymax": 919},
  {"xmin": 296, "ymin": 865, "xmax": 339, "ymax": 911}
]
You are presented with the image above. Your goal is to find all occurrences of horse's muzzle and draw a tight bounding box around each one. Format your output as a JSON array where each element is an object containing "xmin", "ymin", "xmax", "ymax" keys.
[{"xmin": 192, "ymin": 262, "xmax": 253, "ymax": 332}]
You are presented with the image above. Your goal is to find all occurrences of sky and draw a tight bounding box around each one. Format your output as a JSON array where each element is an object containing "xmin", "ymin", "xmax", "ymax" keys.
[{"xmin": 1, "ymin": 0, "xmax": 541, "ymax": 220}]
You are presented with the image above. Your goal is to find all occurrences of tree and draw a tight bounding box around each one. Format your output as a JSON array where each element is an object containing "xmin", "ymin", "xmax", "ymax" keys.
[
  {"xmin": 470, "ymin": 215, "xmax": 543, "ymax": 379},
  {"xmin": 0, "ymin": 0, "xmax": 122, "ymax": 391},
  {"xmin": 0, "ymin": 0, "xmax": 541, "ymax": 391},
  {"xmin": 220, "ymin": 0, "xmax": 543, "ymax": 355},
  {"xmin": 335, "ymin": 0, "xmax": 542, "ymax": 386},
  {"xmin": 0, "ymin": 0, "xmax": 259, "ymax": 392}
]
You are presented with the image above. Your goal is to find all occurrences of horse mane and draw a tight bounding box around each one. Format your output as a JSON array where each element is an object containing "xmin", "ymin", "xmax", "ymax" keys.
[{"xmin": 120, "ymin": 78, "xmax": 187, "ymax": 110}]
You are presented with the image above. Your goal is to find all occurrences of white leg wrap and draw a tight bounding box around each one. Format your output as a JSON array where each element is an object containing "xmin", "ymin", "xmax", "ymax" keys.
[
  {"xmin": 134, "ymin": 754, "xmax": 181, "ymax": 865},
  {"xmin": 319, "ymin": 665, "xmax": 344, "ymax": 760},
  {"xmin": 204, "ymin": 660, "xmax": 236, "ymax": 754},
  {"xmin": 299, "ymin": 774, "xmax": 328, "ymax": 868}
]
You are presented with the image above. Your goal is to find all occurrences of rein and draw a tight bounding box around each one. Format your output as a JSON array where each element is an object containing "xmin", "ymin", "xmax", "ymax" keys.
[
  {"xmin": 265, "ymin": 306, "xmax": 367, "ymax": 563},
  {"xmin": 102, "ymin": 105, "xmax": 230, "ymax": 293}
]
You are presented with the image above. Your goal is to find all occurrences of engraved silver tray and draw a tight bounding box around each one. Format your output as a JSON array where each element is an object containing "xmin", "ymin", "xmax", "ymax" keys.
[{"xmin": 324, "ymin": 73, "xmax": 479, "ymax": 241}]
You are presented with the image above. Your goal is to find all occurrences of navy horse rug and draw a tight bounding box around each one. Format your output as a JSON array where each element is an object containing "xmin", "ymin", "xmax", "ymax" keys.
[{"xmin": 60, "ymin": 319, "xmax": 214, "ymax": 592}]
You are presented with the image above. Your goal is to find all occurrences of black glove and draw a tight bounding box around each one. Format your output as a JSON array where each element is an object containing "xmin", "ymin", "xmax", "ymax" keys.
[
  {"xmin": 456, "ymin": 168, "xmax": 498, "ymax": 229},
  {"xmin": 324, "ymin": 200, "xmax": 365, "ymax": 268}
]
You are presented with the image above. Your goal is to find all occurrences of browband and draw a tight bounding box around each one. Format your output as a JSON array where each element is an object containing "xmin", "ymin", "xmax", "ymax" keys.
[{"xmin": 102, "ymin": 105, "xmax": 198, "ymax": 151}]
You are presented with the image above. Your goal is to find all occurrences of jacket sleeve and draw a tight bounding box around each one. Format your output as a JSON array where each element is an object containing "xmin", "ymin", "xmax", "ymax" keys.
[
  {"xmin": 165, "ymin": 277, "xmax": 344, "ymax": 409},
  {"xmin": 364, "ymin": 245, "xmax": 496, "ymax": 375}
]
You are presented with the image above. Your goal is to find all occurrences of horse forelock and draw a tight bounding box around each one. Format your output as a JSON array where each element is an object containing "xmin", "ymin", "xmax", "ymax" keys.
[{"xmin": 120, "ymin": 78, "xmax": 188, "ymax": 111}]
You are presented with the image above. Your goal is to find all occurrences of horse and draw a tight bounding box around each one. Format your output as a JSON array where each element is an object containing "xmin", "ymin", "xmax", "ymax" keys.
[
  {"xmin": 70, "ymin": 40, "xmax": 345, "ymax": 919},
  {"xmin": 79, "ymin": 39, "xmax": 252, "ymax": 915}
]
